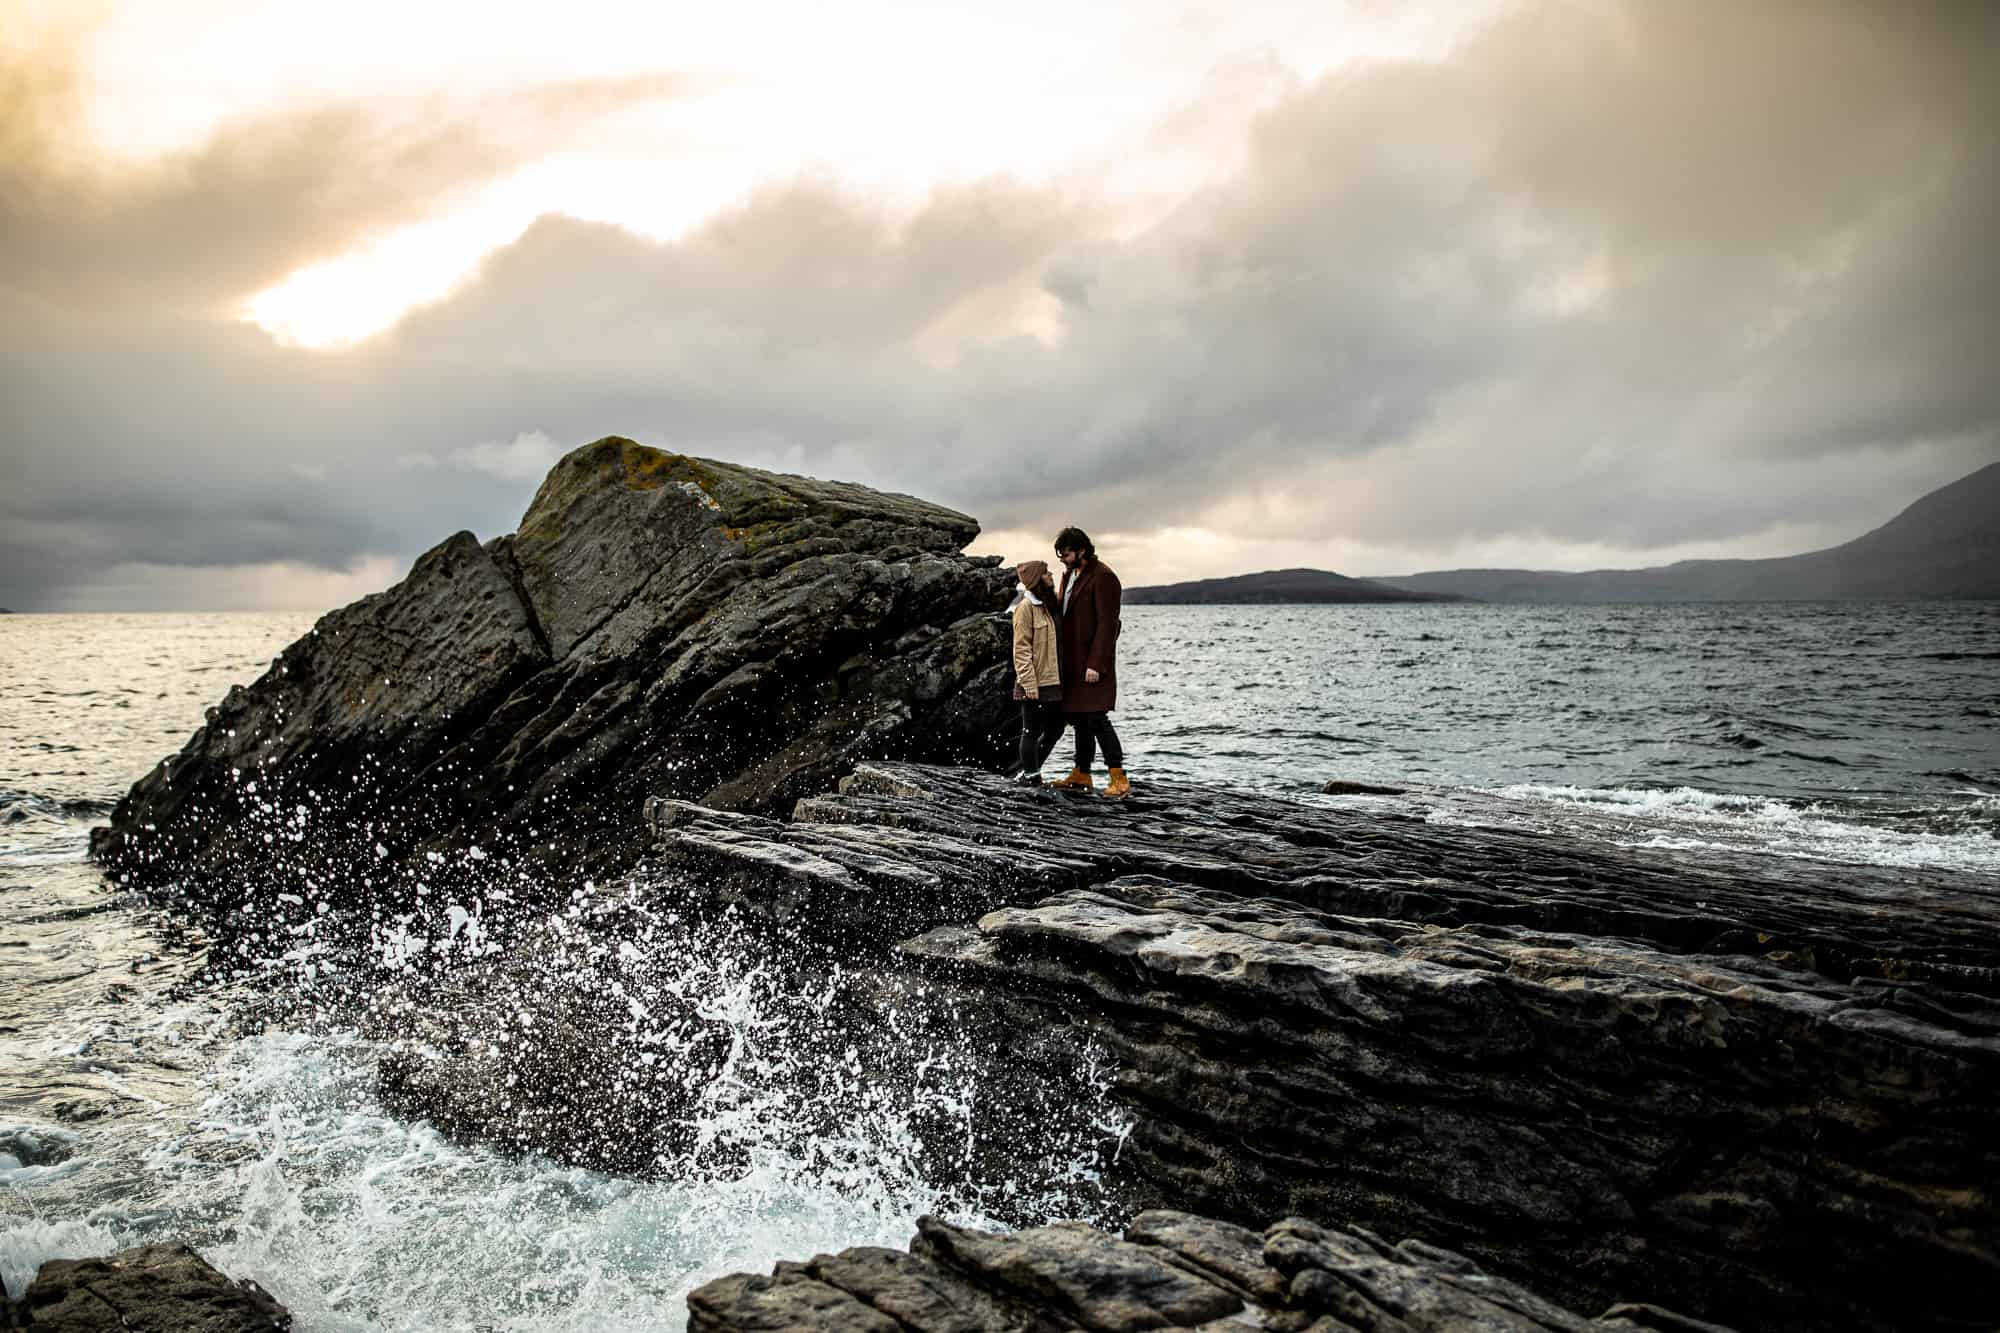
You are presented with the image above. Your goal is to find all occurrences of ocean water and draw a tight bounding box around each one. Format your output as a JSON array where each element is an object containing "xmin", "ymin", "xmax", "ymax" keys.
[
  {"xmin": 3, "ymin": 603, "xmax": 1997, "ymax": 1327},
  {"xmin": 1128, "ymin": 601, "xmax": 2000, "ymax": 870}
]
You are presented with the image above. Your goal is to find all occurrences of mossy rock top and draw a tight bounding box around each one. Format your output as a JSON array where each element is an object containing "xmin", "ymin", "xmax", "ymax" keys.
[
  {"xmin": 520, "ymin": 437, "xmax": 977, "ymax": 548},
  {"xmin": 507, "ymin": 436, "xmax": 987, "ymax": 661}
]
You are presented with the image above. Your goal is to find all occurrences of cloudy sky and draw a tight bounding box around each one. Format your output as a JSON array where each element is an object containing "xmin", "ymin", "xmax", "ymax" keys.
[{"xmin": 3, "ymin": 0, "xmax": 1995, "ymax": 610}]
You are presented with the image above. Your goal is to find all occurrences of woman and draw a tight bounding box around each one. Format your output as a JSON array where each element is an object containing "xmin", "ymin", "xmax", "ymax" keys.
[{"xmin": 1009, "ymin": 559, "xmax": 1066, "ymax": 784}]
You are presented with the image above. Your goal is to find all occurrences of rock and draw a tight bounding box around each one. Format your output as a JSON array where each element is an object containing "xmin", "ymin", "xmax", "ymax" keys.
[
  {"xmin": 92, "ymin": 438, "xmax": 1017, "ymax": 916},
  {"xmin": 909, "ymin": 1215, "xmax": 1244, "ymax": 1329},
  {"xmin": 365, "ymin": 891, "xmax": 737, "ymax": 1173},
  {"xmin": 687, "ymin": 1210, "xmax": 1734, "ymax": 1332},
  {"xmin": 646, "ymin": 763, "xmax": 2000, "ymax": 1332},
  {"xmin": 1319, "ymin": 778, "xmax": 1405, "ymax": 795},
  {"xmin": 16, "ymin": 1242, "xmax": 289, "ymax": 1331}
]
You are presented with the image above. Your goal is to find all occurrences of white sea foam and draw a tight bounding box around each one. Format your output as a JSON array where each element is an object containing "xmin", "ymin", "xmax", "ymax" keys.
[
  {"xmin": 2, "ymin": 794, "xmax": 1128, "ymax": 1330},
  {"xmin": 4, "ymin": 898, "xmax": 1127, "ymax": 1333},
  {"xmin": 1, "ymin": 1217, "xmax": 132, "ymax": 1299},
  {"xmin": 176, "ymin": 1022, "xmax": 1112, "ymax": 1332},
  {"xmin": 1472, "ymin": 783, "xmax": 2000, "ymax": 875}
]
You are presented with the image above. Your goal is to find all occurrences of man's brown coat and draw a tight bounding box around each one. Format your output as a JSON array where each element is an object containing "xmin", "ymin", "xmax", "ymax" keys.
[{"xmin": 1055, "ymin": 558, "xmax": 1121, "ymax": 713}]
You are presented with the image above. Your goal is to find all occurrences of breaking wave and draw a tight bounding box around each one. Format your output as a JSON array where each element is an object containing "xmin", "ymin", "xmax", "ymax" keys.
[{"xmin": 1476, "ymin": 782, "xmax": 2000, "ymax": 874}]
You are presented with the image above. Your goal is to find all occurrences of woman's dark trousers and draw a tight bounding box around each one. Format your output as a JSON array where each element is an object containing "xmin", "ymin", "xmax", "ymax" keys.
[
  {"xmin": 1071, "ymin": 712, "xmax": 1124, "ymax": 771},
  {"xmin": 1017, "ymin": 699, "xmax": 1066, "ymax": 773}
]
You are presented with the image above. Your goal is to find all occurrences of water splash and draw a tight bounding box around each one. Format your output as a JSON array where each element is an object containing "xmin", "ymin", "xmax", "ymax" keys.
[{"xmin": 5, "ymin": 862, "xmax": 1130, "ymax": 1331}]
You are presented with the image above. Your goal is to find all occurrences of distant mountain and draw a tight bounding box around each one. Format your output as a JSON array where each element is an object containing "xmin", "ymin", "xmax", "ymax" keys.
[
  {"xmin": 1125, "ymin": 568, "xmax": 1469, "ymax": 605},
  {"xmin": 1373, "ymin": 460, "xmax": 2000, "ymax": 603}
]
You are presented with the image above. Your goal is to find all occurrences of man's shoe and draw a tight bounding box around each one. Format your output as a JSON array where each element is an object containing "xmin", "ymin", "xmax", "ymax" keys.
[
  {"xmin": 1050, "ymin": 768, "xmax": 1094, "ymax": 792},
  {"xmin": 1011, "ymin": 771, "xmax": 1044, "ymax": 786},
  {"xmin": 1103, "ymin": 768, "xmax": 1131, "ymax": 800}
]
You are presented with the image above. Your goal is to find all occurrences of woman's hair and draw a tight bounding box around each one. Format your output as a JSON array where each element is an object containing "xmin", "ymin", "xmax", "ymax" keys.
[{"xmin": 1053, "ymin": 526, "xmax": 1095, "ymax": 560}]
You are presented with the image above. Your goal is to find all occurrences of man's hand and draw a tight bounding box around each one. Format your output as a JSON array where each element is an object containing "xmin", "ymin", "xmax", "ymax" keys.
[
  {"xmin": 1085, "ymin": 668, "xmax": 1101, "ymax": 684},
  {"xmin": 1024, "ymin": 686, "xmax": 1039, "ymax": 699}
]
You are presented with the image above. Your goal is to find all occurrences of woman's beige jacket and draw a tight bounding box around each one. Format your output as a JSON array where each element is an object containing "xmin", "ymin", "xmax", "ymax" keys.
[{"xmin": 1011, "ymin": 596, "xmax": 1061, "ymax": 694}]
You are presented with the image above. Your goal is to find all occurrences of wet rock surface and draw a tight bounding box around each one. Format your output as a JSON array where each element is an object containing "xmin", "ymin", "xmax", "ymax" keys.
[
  {"xmin": 93, "ymin": 438, "xmax": 1017, "ymax": 910},
  {"xmin": 12, "ymin": 1242, "xmax": 289, "ymax": 1331},
  {"xmin": 688, "ymin": 1210, "xmax": 1736, "ymax": 1333},
  {"xmin": 652, "ymin": 763, "xmax": 2000, "ymax": 1333}
]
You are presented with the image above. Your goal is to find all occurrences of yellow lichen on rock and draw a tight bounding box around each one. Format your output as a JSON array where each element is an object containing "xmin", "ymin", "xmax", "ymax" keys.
[{"xmin": 618, "ymin": 439, "xmax": 678, "ymax": 491}]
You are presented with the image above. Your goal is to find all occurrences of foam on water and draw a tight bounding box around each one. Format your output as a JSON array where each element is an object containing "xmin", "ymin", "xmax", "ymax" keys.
[
  {"xmin": 5, "ymin": 1003, "xmax": 1125, "ymax": 1331},
  {"xmin": 3, "ymin": 847, "xmax": 1128, "ymax": 1330},
  {"xmin": 184, "ymin": 1031, "xmax": 1041, "ymax": 1332},
  {"xmin": 1473, "ymin": 782, "xmax": 2000, "ymax": 874}
]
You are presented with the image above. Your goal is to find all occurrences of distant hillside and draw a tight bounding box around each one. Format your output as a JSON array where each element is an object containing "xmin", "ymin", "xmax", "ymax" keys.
[
  {"xmin": 1125, "ymin": 568, "xmax": 1469, "ymax": 605},
  {"xmin": 1374, "ymin": 460, "xmax": 2000, "ymax": 603}
]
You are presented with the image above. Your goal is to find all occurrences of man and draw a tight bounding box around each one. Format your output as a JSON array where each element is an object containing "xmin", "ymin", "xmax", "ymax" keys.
[{"xmin": 1048, "ymin": 526, "xmax": 1130, "ymax": 800}]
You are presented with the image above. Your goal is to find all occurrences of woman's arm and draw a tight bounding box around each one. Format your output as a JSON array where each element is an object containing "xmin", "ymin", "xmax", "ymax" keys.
[{"xmin": 1011, "ymin": 602, "xmax": 1038, "ymax": 696}]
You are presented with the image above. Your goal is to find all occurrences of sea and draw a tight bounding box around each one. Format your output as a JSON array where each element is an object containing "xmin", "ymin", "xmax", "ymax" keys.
[{"xmin": 3, "ymin": 603, "xmax": 1997, "ymax": 1329}]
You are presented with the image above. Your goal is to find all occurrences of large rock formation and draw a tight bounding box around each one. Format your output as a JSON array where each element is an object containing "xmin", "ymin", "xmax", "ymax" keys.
[
  {"xmin": 88, "ymin": 448, "xmax": 1999, "ymax": 1332},
  {"xmin": 689, "ymin": 1210, "xmax": 1735, "ymax": 1332},
  {"xmin": 638, "ymin": 764, "xmax": 1995, "ymax": 1333},
  {"xmin": 92, "ymin": 438, "xmax": 1017, "ymax": 909}
]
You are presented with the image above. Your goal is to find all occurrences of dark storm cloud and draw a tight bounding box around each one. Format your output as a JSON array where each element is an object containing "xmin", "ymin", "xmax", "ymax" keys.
[{"xmin": 4, "ymin": 0, "xmax": 1997, "ymax": 608}]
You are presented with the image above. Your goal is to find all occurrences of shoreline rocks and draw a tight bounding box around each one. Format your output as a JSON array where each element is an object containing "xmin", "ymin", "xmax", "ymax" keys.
[
  {"xmin": 8, "ymin": 1243, "xmax": 290, "ymax": 1331},
  {"xmin": 351, "ymin": 759, "xmax": 1998, "ymax": 1330},
  {"xmin": 689, "ymin": 1210, "xmax": 1736, "ymax": 1333},
  {"xmin": 646, "ymin": 763, "xmax": 2000, "ymax": 1332}
]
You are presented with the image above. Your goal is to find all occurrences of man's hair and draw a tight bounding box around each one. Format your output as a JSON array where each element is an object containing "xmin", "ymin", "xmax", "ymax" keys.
[{"xmin": 1053, "ymin": 526, "xmax": 1095, "ymax": 559}]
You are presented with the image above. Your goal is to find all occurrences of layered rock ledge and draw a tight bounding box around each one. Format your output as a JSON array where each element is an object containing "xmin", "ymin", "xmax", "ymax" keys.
[
  {"xmin": 643, "ymin": 763, "xmax": 2000, "ymax": 1333},
  {"xmin": 689, "ymin": 1210, "xmax": 1735, "ymax": 1333}
]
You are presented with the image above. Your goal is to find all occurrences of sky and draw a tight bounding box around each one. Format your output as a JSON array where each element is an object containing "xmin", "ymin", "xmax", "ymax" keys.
[{"xmin": 2, "ymin": 0, "xmax": 1996, "ymax": 611}]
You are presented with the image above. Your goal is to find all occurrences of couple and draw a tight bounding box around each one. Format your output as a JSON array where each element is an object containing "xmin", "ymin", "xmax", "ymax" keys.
[{"xmin": 1009, "ymin": 526, "xmax": 1130, "ymax": 800}]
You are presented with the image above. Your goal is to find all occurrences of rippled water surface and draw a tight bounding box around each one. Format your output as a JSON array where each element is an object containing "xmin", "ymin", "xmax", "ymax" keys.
[
  {"xmin": 2, "ymin": 603, "xmax": 1997, "ymax": 1326},
  {"xmin": 1125, "ymin": 601, "xmax": 2000, "ymax": 868}
]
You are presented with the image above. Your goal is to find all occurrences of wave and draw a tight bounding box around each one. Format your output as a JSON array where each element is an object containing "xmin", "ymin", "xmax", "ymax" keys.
[
  {"xmin": 0, "ymin": 791, "xmax": 115, "ymax": 821},
  {"xmin": 1925, "ymin": 770, "xmax": 2000, "ymax": 791},
  {"xmin": 1484, "ymin": 783, "xmax": 2000, "ymax": 875},
  {"xmin": 2, "ymin": 885, "xmax": 1133, "ymax": 1331},
  {"xmin": 1773, "ymin": 750, "xmax": 1851, "ymax": 767}
]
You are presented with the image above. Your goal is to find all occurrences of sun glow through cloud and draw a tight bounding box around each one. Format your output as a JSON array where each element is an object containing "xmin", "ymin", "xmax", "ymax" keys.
[
  {"xmin": 15, "ymin": 0, "xmax": 1992, "ymax": 613},
  {"xmin": 39, "ymin": 0, "xmax": 1501, "ymax": 347}
]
